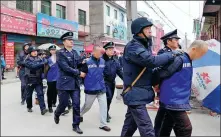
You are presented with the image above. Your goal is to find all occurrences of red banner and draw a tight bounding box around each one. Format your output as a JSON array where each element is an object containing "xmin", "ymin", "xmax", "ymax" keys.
[
  {"xmin": 0, "ymin": 4, "xmax": 36, "ymax": 35},
  {"xmin": 5, "ymin": 42, "xmax": 15, "ymax": 69}
]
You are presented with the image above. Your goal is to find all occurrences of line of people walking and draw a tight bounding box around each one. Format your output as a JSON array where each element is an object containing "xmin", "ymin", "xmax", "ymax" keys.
[{"xmin": 15, "ymin": 17, "xmax": 209, "ymax": 136}]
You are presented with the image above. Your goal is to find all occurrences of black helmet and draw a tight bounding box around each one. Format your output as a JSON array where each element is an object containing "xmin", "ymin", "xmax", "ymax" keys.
[
  {"xmin": 27, "ymin": 46, "xmax": 38, "ymax": 54},
  {"xmin": 131, "ymin": 17, "xmax": 153, "ymax": 35}
]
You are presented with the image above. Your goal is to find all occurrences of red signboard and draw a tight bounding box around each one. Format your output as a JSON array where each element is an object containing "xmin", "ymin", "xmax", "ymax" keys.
[
  {"xmin": 0, "ymin": 5, "xmax": 36, "ymax": 35},
  {"xmin": 5, "ymin": 42, "xmax": 15, "ymax": 69}
]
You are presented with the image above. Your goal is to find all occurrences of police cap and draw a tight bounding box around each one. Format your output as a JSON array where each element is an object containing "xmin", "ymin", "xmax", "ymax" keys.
[
  {"xmin": 160, "ymin": 29, "xmax": 180, "ymax": 41},
  {"xmin": 131, "ymin": 17, "xmax": 153, "ymax": 35},
  {"xmin": 28, "ymin": 46, "xmax": 38, "ymax": 54},
  {"xmin": 48, "ymin": 45, "xmax": 56, "ymax": 50},
  {"xmin": 103, "ymin": 42, "xmax": 115, "ymax": 50},
  {"xmin": 60, "ymin": 31, "xmax": 74, "ymax": 41}
]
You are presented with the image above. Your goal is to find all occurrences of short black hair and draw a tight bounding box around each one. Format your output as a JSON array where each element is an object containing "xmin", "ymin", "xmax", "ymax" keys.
[{"xmin": 163, "ymin": 38, "xmax": 172, "ymax": 46}]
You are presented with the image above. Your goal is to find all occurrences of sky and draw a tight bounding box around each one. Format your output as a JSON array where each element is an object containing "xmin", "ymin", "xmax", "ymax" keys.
[{"xmin": 137, "ymin": 1, "xmax": 205, "ymax": 42}]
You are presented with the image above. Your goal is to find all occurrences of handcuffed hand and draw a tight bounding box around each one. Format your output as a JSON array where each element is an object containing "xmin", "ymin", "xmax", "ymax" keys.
[{"xmin": 80, "ymin": 72, "xmax": 86, "ymax": 78}]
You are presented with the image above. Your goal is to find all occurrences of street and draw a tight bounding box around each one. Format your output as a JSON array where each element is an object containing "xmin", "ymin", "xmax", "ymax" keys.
[{"xmin": 1, "ymin": 79, "xmax": 220, "ymax": 136}]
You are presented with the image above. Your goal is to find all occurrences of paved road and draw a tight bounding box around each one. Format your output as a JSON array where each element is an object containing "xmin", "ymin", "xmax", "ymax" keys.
[{"xmin": 1, "ymin": 80, "xmax": 220, "ymax": 136}]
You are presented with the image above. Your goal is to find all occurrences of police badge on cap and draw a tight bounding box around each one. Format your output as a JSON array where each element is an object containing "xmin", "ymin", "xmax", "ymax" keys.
[
  {"xmin": 60, "ymin": 31, "xmax": 74, "ymax": 40},
  {"xmin": 103, "ymin": 42, "xmax": 115, "ymax": 49},
  {"xmin": 48, "ymin": 45, "xmax": 56, "ymax": 50}
]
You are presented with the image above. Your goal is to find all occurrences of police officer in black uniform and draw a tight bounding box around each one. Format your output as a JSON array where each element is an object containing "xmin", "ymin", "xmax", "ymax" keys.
[
  {"xmin": 120, "ymin": 17, "xmax": 183, "ymax": 137},
  {"xmin": 154, "ymin": 29, "xmax": 182, "ymax": 137},
  {"xmin": 17, "ymin": 43, "xmax": 30, "ymax": 105},
  {"xmin": 102, "ymin": 42, "xmax": 123, "ymax": 123},
  {"xmin": 24, "ymin": 46, "xmax": 48, "ymax": 115},
  {"xmin": 54, "ymin": 32, "xmax": 85, "ymax": 134}
]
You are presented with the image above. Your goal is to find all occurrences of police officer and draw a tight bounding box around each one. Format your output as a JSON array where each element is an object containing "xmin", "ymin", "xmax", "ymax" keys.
[
  {"xmin": 24, "ymin": 46, "xmax": 48, "ymax": 115},
  {"xmin": 54, "ymin": 31, "xmax": 85, "ymax": 134},
  {"xmin": 120, "ymin": 17, "xmax": 183, "ymax": 137},
  {"xmin": 16, "ymin": 43, "xmax": 30, "ymax": 105},
  {"xmin": 153, "ymin": 29, "xmax": 181, "ymax": 137},
  {"xmin": 154, "ymin": 40, "xmax": 208, "ymax": 137},
  {"xmin": 102, "ymin": 42, "xmax": 123, "ymax": 123}
]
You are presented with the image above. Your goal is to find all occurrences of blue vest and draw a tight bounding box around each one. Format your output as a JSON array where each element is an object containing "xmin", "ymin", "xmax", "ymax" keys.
[
  {"xmin": 47, "ymin": 57, "xmax": 59, "ymax": 82},
  {"xmin": 160, "ymin": 53, "xmax": 193, "ymax": 111},
  {"xmin": 84, "ymin": 57, "xmax": 106, "ymax": 94}
]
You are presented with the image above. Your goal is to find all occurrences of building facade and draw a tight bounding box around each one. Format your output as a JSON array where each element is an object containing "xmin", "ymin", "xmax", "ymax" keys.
[
  {"xmin": 1, "ymin": 0, "xmax": 90, "ymax": 69},
  {"xmin": 200, "ymin": 0, "xmax": 221, "ymax": 41},
  {"xmin": 89, "ymin": 1, "xmax": 127, "ymax": 52}
]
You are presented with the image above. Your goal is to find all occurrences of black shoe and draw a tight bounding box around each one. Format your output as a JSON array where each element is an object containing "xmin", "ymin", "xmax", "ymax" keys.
[
  {"xmin": 106, "ymin": 118, "xmax": 110, "ymax": 123},
  {"xmin": 21, "ymin": 101, "xmax": 25, "ymax": 105},
  {"xmin": 49, "ymin": 108, "xmax": 53, "ymax": 113},
  {"xmin": 73, "ymin": 126, "xmax": 83, "ymax": 134},
  {"xmin": 80, "ymin": 117, "xmax": 83, "ymax": 122},
  {"xmin": 61, "ymin": 110, "xmax": 69, "ymax": 116},
  {"xmin": 2, "ymin": 77, "xmax": 6, "ymax": 80},
  {"xmin": 52, "ymin": 104, "xmax": 56, "ymax": 107},
  {"xmin": 27, "ymin": 108, "xmax": 33, "ymax": 112},
  {"xmin": 99, "ymin": 126, "xmax": 111, "ymax": 132},
  {"xmin": 54, "ymin": 114, "xmax": 59, "ymax": 124},
  {"xmin": 68, "ymin": 105, "xmax": 72, "ymax": 110},
  {"xmin": 41, "ymin": 109, "xmax": 48, "ymax": 115}
]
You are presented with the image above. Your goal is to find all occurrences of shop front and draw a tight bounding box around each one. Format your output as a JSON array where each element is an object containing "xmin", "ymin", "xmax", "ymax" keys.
[
  {"xmin": 36, "ymin": 13, "xmax": 83, "ymax": 52},
  {"xmin": 0, "ymin": 4, "xmax": 37, "ymax": 69}
]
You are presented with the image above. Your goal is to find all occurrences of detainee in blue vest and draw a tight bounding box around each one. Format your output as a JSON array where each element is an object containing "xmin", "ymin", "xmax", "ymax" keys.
[
  {"xmin": 154, "ymin": 40, "xmax": 208, "ymax": 137},
  {"xmin": 80, "ymin": 46, "xmax": 111, "ymax": 132}
]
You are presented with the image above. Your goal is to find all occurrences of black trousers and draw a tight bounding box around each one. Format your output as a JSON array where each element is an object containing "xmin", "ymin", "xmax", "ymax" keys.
[
  {"xmin": 47, "ymin": 81, "xmax": 57, "ymax": 108},
  {"xmin": 155, "ymin": 107, "xmax": 192, "ymax": 137},
  {"xmin": 105, "ymin": 82, "xmax": 115, "ymax": 114}
]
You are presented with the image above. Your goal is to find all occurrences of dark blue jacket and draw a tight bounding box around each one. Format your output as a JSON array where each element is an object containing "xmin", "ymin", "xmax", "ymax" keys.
[
  {"xmin": 16, "ymin": 50, "xmax": 29, "ymax": 75},
  {"xmin": 46, "ymin": 56, "xmax": 58, "ymax": 82},
  {"xmin": 24, "ymin": 56, "xmax": 46, "ymax": 84},
  {"xmin": 159, "ymin": 53, "xmax": 192, "ymax": 111},
  {"xmin": 56, "ymin": 48, "xmax": 82, "ymax": 90},
  {"xmin": 84, "ymin": 56, "xmax": 106, "ymax": 94},
  {"xmin": 103, "ymin": 53, "xmax": 123, "ymax": 83},
  {"xmin": 119, "ymin": 56, "xmax": 123, "ymax": 68},
  {"xmin": 122, "ymin": 36, "xmax": 175, "ymax": 106}
]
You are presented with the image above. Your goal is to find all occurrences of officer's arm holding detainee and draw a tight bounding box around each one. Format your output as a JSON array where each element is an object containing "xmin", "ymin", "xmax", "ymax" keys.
[
  {"xmin": 16, "ymin": 53, "xmax": 25, "ymax": 67},
  {"xmin": 127, "ymin": 45, "xmax": 181, "ymax": 68},
  {"xmin": 116, "ymin": 60, "xmax": 123, "ymax": 80},
  {"xmin": 56, "ymin": 50, "xmax": 80, "ymax": 76},
  {"xmin": 157, "ymin": 56, "xmax": 183, "ymax": 80},
  {"xmin": 24, "ymin": 58, "xmax": 47, "ymax": 70}
]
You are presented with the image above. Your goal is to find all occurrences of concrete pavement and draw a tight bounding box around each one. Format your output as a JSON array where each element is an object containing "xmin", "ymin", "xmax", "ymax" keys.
[{"xmin": 1, "ymin": 81, "xmax": 220, "ymax": 136}]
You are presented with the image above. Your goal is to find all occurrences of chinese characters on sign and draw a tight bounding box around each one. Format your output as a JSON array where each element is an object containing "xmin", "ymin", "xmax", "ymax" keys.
[
  {"xmin": 37, "ymin": 13, "xmax": 79, "ymax": 40},
  {"xmin": 5, "ymin": 42, "xmax": 15, "ymax": 69},
  {"xmin": 0, "ymin": 4, "xmax": 36, "ymax": 35}
]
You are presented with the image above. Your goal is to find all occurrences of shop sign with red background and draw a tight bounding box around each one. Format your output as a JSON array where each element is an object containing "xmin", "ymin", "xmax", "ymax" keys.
[
  {"xmin": 0, "ymin": 4, "xmax": 36, "ymax": 35},
  {"xmin": 4, "ymin": 42, "xmax": 15, "ymax": 69}
]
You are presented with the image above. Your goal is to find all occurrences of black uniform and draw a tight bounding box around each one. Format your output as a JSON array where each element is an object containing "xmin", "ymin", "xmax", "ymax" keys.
[{"xmin": 24, "ymin": 46, "xmax": 48, "ymax": 115}]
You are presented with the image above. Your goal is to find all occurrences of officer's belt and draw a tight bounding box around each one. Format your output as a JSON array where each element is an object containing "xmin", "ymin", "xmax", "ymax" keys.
[{"xmin": 121, "ymin": 67, "xmax": 146, "ymax": 96}]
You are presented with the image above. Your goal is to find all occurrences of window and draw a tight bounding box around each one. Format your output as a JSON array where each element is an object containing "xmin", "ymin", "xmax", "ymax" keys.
[
  {"xmin": 78, "ymin": 9, "xmax": 86, "ymax": 26},
  {"xmin": 41, "ymin": 0, "xmax": 51, "ymax": 16},
  {"xmin": 120, "ymin": 13, "xmax": 124, "ymax": 22},
  {"xmin": 106, "ymin": 26, "xmax": 110, "ymax": 36},
  {"xmin": 106, "ymin": 5, "xmax": 110, "ymax": 16},
  {"xmin": 114, "ymin": 9, "xmax": 117, "ymax": 19},
  {"xmin": 56, "ymin": 4, "xmax": 66, "ymax": 19},
  {"xmin": 16, "ymin": 0, "xmax": 33, "ymax": 13}
]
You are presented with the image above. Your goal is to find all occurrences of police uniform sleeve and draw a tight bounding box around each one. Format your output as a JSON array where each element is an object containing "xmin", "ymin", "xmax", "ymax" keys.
[
  {"xmin": 127, "ymin": 45, "xmax": 174, "ymax": 68},
  {"xmin": 24, "ymin": 58, "xmax": 45, "ymax": 70},
  {"xmin": 116, "ymin": 60, "xmax": 123, "ymax": 80},
  {"xmin": 158, "ymin": 56, "xmax": 183, "ymax": 80},
  {"xmin": 16, "ymin": 53, "xmax": 25, "ymax": 67},
  {"xmin": 56, "ymin": 50, "xmax": 80, "ymax": 76}
]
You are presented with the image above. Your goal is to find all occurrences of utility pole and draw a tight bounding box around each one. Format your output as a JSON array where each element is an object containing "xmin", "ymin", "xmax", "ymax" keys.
[{"xmin": 126, "ymin": 1, "xmax": 137, "ymax": 42}]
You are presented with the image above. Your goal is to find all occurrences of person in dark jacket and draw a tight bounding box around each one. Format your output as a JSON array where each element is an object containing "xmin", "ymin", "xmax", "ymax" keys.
[
  {"xmin": 118, "ymin": 52, "xmax": 123, "ymax": 68},
  {"xmin": 153, "ymin": 29, "xmax": 182, "ymax": 137},
  {"xmin": 53, "ymin": 31, "xmax": 85, "ymax": 134},
  {"xmin": 102, "ymin": 42, "xmax": 123, "ymax": 123},
  {"xmin": 154, "ymin": 40, "xmax": 208, "ymax": 137},
  {"xmin": 80, "ymin": 46, "xmax": 111, "ymax": 132},
  {"xmin": 120, "ymin": 17, "xmax": 183, "ymax": 137},
  {"xmin": 46, "ymin": 45, "xmax": 59, "ymax": 113},
  {"xmin": 24, "ymin": 46, "xmax": 48, "ymax": 115},
  {"xmin": 16, "ymin": 43, "xmax": 30, "ymax": 105}
]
